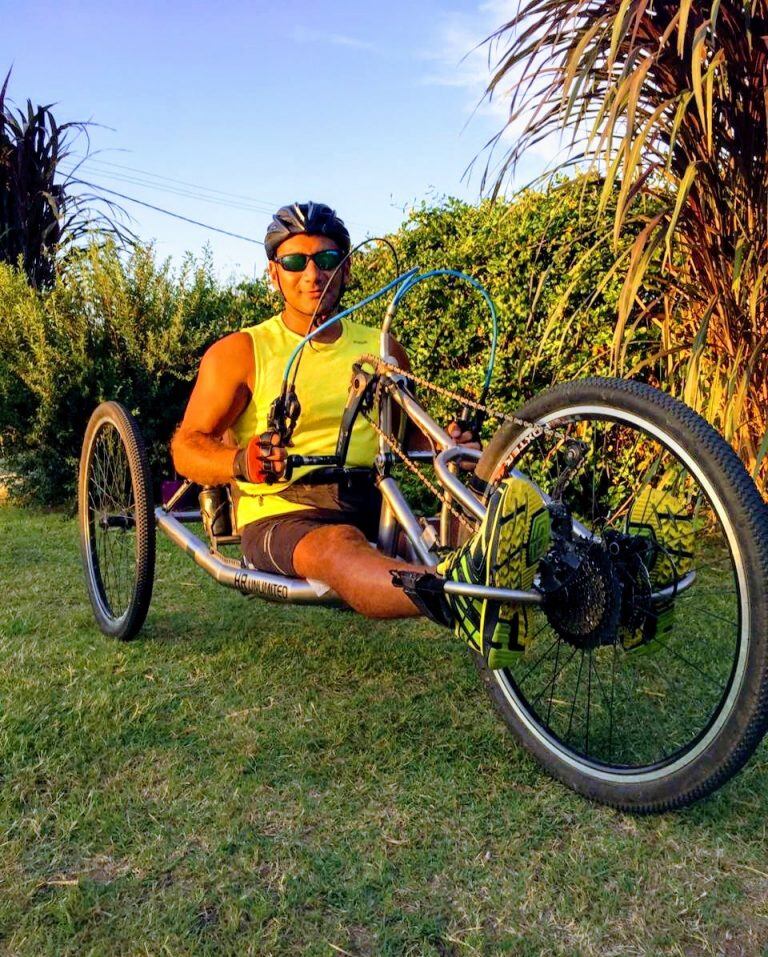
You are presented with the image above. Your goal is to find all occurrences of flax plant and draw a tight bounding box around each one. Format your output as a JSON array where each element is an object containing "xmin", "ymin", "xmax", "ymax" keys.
[
  {"xmin": 0, "ymin": 70, "xmax": 129, "ymax": 288},
  {"xmin": 482, "ymin": 0, "xmax": 768, "ymax": 488}
]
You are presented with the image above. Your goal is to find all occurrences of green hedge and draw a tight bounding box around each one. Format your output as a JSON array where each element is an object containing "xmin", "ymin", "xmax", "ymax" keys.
[
  {"xmin": 0, "ymin": 244, "xmax": 278, "ymax": 505},
  {"xmin": 0, "ymin": 176, "xmax": 650, "ymax": 507},
  {"xmin": 346, "ymin": 176, "xmax": 643, "ymax": 426}
]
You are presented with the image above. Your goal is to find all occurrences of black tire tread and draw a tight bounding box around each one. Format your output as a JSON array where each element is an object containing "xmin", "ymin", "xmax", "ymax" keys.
[
  {"xmin": 474, "ymin": 376, "xmax": 768, "ymax": 813},
  {"xmin": 78, "ymin": 401, "xmax": 155, "ymax": 640}
]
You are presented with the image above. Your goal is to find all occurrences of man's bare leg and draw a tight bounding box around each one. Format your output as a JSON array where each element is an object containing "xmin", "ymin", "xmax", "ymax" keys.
[{"xmin": 292, "ymin": 524, "xmax": 427, "ymax": 619}]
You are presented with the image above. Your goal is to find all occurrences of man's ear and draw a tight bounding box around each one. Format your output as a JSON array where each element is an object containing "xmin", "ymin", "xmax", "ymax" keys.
[{"xmin": 267, "ymin": 260, "xmax": 279, "ymax": 290}]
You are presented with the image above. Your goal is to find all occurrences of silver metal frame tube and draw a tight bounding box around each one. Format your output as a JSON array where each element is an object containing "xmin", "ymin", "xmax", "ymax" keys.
[
  {"xmin": 155, "ymin": 509, "xmax": 341, "ymax": 605},
  {"xmin": 378, "ymin": 330, "xmax": 395, "ymax": 461},
  {"xmin": 653, "ymin": 570, "xmax": 696, "ymax": 601},
  {"xmin": 387, "ymin": 383, "xmax": 487, "ymax": 528},
  {"xmin": 388, "ymin": 386, "xmax": 454, "ymax": 450},
  {"xmin": 439, "ymin": 467, "xmax": 454, "ymax": 547},
  {"xmin": 377, "ymin": 477, "xmax": 438, "ymax": 567},
  {"xmin": 433, "ymin": 447, "xmax": 484, "ymax": 521},
  {"xmin": 166, "ymin": 509, "xmax": 203, "ymax": 524},
  {"xmin": 376, "ymin": 497, "xmax": 399, "ymax": 558},
  {"xmin": 443, "ymin": 580, "xmax": 543, "ymax": 604}
]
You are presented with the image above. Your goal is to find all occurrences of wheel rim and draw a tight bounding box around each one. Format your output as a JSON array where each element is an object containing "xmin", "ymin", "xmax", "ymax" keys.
[
  {"xmin": 489, "ymin": 403, "xmax": 748, "ymax": 784},
  {"xmin": 84, "ymin": 419, "xmax": 138, "ymax": 623}
]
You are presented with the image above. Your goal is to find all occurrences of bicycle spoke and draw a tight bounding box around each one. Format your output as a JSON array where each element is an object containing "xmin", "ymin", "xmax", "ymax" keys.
[
  {"xmin": 85, "ymin": 422, "xmax": 138, "ymax": 619},
  {"xmin": 529, "ymin": 644, "xmax": 579, "ymax": 710},
  {"xmin": 545, "ymin": 639, "xmax": 563, "ymax": 726},
  {"xmin": 608, "ymin": 643, "xmax": 617, "ymax": 763},
  {"xmin": 585, "ymin": 651, "xmax": 592, "ymax": 754},
  {"xmin": 628, "ymin": 598, "xmax": 737, "ymax": 631},
  {"xmin": 517, "ymin": 630, "xmax": 563, "ymax": 686},
  {"xmin": 589, "ymin": 651, "xmax": 614, "ymax": 716},
  {"xmin": 566, "ymin": 650, "xmax": 586, "ymax": 742},
  {"xmin": 643, "ymin": 635, "xmax": 730, "ymax": 690}
]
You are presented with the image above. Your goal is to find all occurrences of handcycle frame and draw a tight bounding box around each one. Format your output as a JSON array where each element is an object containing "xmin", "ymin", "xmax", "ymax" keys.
[
  {"xmin": 80, "ymin": 261, "xmax": 768, "ymax": 813},
  {"xmin": 156, "ymin": 344, "xmax": 544, "ymax": 609},
  {"xmin": 155, "ymin": 262, "xmax": 696, "ymax": 609}
]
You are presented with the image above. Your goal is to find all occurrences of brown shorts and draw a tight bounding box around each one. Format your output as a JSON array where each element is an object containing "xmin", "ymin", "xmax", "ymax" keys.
[{"xmin": 240, "ymin": 476, "xmax": 380, "ymax": 577}]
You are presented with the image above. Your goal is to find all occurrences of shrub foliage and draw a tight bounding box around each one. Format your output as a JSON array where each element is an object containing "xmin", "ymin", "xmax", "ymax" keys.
[
  {"xmin": 349, "ymin": 177, "xmax": 637, "ymax": 424},
  {"xmin": 0, "ymin": 176, "xmax": 641, "ymax": 507},
  {"xmin": 0, "ymin": 244, "xmax": 278, "ymax": 504}
]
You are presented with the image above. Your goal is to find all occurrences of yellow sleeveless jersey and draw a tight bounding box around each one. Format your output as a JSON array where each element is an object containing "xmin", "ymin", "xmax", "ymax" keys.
[{"xmin": 231, "ymin": 315, "xmax": 380, "ymax": 527}]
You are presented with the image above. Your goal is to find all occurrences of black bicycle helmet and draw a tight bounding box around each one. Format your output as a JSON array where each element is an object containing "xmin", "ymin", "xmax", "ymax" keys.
[{"xmin": 264, "ymin": 202, "xmax": 351, "ymax": 260}]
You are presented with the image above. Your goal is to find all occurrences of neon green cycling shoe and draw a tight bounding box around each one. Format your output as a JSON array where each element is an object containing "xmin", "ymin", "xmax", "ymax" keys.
[
  {"xmin": 439, "ymin": 476, "xmax": 552, "ymax": 669},
  {"xmin": 626, "ymin": 485, "xmax": 694, "ymax": 588},
  {"xmin": 623, "ymin": 485, "xmax": 695, "ymax": 651}
]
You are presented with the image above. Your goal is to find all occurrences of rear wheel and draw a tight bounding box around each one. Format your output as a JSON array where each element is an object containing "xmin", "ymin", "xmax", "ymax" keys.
[
  {"xmin": 78, "ymin": 402, "xmax": 155, "ymax": 640},
  {"xmin": 474, "ymin": 377, "xmax": 768, "ymax": 812}
]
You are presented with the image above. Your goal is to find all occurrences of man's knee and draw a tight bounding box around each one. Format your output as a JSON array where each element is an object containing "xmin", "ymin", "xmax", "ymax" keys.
[
  {"xmin": 316, "ymin": 524, "xmax": 370, "ymax": 549},
  {"xmin": 293, "ymin": 523, "xmax": 371, "ymax": 576}
]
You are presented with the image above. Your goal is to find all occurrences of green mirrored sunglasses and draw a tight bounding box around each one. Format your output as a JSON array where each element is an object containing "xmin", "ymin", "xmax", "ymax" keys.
[{"xmin": 275, "ymin": 249, "xmax": 344, "ymax": 272}]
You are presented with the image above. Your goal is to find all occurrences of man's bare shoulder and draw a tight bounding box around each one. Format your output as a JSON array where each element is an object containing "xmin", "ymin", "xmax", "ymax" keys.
[
  {"xmin": 388, "ymin": 335, "xmax": 411, "ymax": 371},
  {"xmin": 199, "ymin": 330, "xmax": 254, "ymax": 381},
  {"xmin": 203, "ymin": 330, "xmax": 251, "ymax": 363}
]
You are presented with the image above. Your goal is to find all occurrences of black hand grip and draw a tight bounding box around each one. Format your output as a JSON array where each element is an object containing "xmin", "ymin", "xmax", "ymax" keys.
[{"xmin": 455, "ymin": 404, "xmax": 484, "ymax": 442}]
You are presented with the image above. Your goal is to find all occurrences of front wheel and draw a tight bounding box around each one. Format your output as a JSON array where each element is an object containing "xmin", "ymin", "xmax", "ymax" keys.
[
  {"xmin": 474, "ymin": 377, "xmax": 768, "ymax": 812},
  {"xmin": 78, "ymin": 402, "xmax": 155, "ymax": 640}
]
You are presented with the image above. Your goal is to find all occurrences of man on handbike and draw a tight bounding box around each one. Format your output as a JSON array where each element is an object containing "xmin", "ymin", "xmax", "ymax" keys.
[{"xmin": 170, "ymin": 202, "xmax": 558, "ymax": 669}]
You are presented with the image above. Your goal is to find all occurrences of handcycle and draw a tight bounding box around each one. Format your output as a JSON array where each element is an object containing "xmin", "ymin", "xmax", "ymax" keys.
[{"xmin": 78, "ymin": 265, "xmax": 768, "ymax": 813}]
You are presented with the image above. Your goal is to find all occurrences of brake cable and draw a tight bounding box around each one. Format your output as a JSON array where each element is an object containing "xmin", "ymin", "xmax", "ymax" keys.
[{"xmin": 269, "ymin": 239, "xmax": 406, "ymax": 443}]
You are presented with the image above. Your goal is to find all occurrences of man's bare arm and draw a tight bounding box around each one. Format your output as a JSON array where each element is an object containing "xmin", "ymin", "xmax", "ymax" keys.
[
  {"xmin": 171, "ymin": 333, "xmax": 254, "ymax": 486},
  {"xmin": 388, "ymin": 337, "xmax": 480, "ymax": 463}
]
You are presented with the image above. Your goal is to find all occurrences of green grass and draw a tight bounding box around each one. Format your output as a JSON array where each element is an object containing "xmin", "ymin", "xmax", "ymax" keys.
[{"xmin": 1, "ymin": 505, "xmax": 768, "ymax": 956}]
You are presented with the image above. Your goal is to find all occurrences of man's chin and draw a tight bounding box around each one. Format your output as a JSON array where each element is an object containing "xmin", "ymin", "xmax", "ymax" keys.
[{"xmin": 300, "ymin": 302, "xmax": 339, "ymax": 322}]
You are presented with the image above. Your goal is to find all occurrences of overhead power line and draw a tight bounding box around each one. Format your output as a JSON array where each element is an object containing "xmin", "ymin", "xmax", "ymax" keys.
[
  {"xmin": 79, "ymin": 157, "xmax": 284, "ymax": 210},
  {"xmin": 60, "ymin": 156, "xmax": 374, "ymax": 230},
  {"xmin": 60, "ymin": 161, "xmax": 278, "ymax": 214},
  {"xmin": 59, "ymin": 165, "xmax": 270, "ymax": 214},
  {"xmin": 77, "ymin": 180, "xmax": 265, "ymax": 245}
]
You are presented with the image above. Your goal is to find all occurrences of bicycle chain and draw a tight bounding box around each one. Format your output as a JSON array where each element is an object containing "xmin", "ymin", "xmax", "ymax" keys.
[
  {"xmin": 361, "ymin": 408, "xmax": 477, "ymax": 533},
  {"xmin": 357, "ymin": 354, "xmax": 560, "ymax": 536},
  {"xmin": 358, "ymin": 354, "xmax": 557, "ymax": 435}
]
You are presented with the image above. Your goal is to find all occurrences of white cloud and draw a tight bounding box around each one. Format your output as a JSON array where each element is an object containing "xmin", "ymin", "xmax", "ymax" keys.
[
  {"xmin": 420, "ymin": 3, "xmax": 521, "ymax": 125},
  {"xmin": 421, "ymin": 1, "xmax": 575, "ymax": 191},
  {"xmin": 326, "ymin": 32, "xmax": 375, "ymax": 50},
  {"xmin": 289, "ymin": 26, "xmax": 375, "ymax": 52}
]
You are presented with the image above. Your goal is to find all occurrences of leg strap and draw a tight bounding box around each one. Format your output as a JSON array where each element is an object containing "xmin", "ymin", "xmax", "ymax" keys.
[{"xmin": 390, "ymin": 570, "xmax": 452, "ymax": 628}]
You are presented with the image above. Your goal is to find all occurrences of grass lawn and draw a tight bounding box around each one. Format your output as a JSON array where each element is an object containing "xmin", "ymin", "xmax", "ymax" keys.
[{"xmin": 1, "ymin": 504, "xmax": 767, "ymax": 956}]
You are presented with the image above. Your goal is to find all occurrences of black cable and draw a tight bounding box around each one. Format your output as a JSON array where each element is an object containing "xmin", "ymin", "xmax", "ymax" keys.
[
  {"xmin": 60, "ymin": 164, "xmax": 279, "ymax": 215},
  {"xmin": 74, "ymin": 159, "xmax": 281, "ymax": 209},
  {"xmin": 287, "ymin": 236, "xmax": 402, "ymax": 395},
  {"xmin": 74, "ymin": 179, "xmax": 265, "ymax": 245},
  {"xmin": 64, "ymin": 157, "xmax": 374, "ymax": 230}
]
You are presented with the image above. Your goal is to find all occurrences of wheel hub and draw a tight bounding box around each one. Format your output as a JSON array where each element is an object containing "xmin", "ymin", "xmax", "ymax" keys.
[
  {"xmin": 98, "ymin": 512, "xmax": 134, "ymax": 531},
  {"xmin": 539, "ymin": 538, "xmax": 622, "ymax": 649}
]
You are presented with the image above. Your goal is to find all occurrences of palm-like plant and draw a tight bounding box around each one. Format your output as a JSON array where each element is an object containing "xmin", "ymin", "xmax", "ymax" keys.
[
  {"xmin": 482, "ymin": 0, "xmax": 768, "ymax": 487},
  {"xmin": 0, "ymin": 70, "xmax": 129, "ymax": 287}
]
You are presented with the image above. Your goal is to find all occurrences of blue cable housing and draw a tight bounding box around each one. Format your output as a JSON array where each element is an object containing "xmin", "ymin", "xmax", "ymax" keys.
[
  {"xmin": 281, "ymin": 266, "xmax": 498, "ymax": 395},
  {"xmin": 282, "ymin": 268, "xmax": 419, "ymax": 383},
  {"xmin": 391, "ymin": 268, "xmax": 498, "ymax": 394}
]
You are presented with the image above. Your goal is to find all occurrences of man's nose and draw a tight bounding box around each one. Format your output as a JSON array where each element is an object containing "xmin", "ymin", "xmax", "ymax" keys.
[{"xmin": 303, "ymin": 259, "xmax": 323, "ymax": 283}]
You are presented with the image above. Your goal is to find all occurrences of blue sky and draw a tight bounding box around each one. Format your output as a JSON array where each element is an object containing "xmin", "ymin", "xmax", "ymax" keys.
[{"xmin": 2, "ymin": 0, "xmax": 553, "ymax": 280}]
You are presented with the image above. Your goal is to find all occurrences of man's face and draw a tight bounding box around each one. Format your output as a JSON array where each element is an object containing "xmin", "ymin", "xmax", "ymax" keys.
[{"xmin": 268, "ymin": 233, "xmax": 350, "ymax": 320}]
